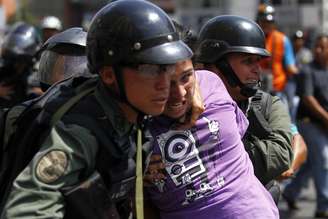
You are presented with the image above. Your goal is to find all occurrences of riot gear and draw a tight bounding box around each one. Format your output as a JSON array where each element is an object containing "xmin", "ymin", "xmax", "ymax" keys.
[
  {"xmin": 1, "ymin": 22, "xmax": 41, "ymax": 63},
  {"xmin": 257, "ymin": 3, "xmax": 275, "ymax": 22},
  {"xmin": 86, "ymin": 0, "xmax": 192, "ymax": 113},
  {"xmin": 196, "ymin": 15, "xmax": 270, "ymax": 97},
  {"xmin": 87, "ymin": 0, "xmax": 192, "ymax": 73},
  {"xmin": 0, "ymin": 22, "xmax": 42, "ymax": 108},
  {"xmin": 41, "ymin": 27, "xmax": 86, "ymax": 53},
  {"xmin": 38, "ymin": 27, "xmax": 89, "ymax": 91}
]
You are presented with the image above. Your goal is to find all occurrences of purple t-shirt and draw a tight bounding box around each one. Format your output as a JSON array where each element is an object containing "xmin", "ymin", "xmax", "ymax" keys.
[{"xmin": 145, "ymin": 70, "xmax": 279, "ymax": 219}]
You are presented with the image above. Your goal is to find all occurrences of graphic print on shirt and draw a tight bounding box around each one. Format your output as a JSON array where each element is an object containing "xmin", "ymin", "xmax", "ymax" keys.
[
  {"xmin": 157, "ymin": 129, "xmax": 205, "ymax": 187},
  {"xmin": 156, "ymin": 116, "xmax": 225, "ymax": 205}
]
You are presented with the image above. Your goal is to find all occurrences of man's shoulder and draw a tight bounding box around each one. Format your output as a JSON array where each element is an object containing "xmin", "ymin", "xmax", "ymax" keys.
[{"xmin": 273, "ymin": 30, "xmax": 287, "ymax": 38}]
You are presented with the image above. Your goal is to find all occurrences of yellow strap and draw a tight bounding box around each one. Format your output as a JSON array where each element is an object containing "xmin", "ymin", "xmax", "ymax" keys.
[{"xmin": 135, "ymin": 128, "xmax": 144, "ymax": 219}]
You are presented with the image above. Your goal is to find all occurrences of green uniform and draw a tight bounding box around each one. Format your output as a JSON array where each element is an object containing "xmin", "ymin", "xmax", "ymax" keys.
[
  {"xmin": 240, "ymin": 92, "xmax": 293, "ymax": 185},
  {"xmin": 1, "ymin": 78, "xmax": 134, "ymax": 219}
]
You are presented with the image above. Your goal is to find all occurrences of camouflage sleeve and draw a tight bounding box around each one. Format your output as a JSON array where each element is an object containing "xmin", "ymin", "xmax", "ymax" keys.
[
  {"xmin": 1, "ymin": 121, "xmax": 98, "ymax": 219},
  {"xmin": 244, "ymin": 95, "xmax": 293, "ymax": 185}
]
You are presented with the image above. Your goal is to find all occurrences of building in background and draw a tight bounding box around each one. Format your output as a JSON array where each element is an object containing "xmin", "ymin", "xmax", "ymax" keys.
[{"xmin": 6, "ymin": 0, "xmax": 328, "ymax": 41}]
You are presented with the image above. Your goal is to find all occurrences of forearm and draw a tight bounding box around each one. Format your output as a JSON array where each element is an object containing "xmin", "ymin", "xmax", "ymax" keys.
[{"xmin": 290, "ymin": 133, "xmax": 307, "ymax": 172}]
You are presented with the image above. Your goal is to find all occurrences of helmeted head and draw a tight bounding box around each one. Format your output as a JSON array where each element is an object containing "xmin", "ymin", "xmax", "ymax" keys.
[
  {"xmin": 0, "ymin": 22, "xmax": 41, "ymax": 79},
  {"xmin": 86, "ymin": 0, "xmax": 193, "ymax": 116},
  {"xmin": 256, "ymin": 3, "xmax": 275, "ymax": 23},
  {"xmin": 40, "ymin": 16, "xmax": 63, "ymax": 42},
  {"xmin": 87, "ymin": 0, "xmax": 192, "ymax": 73},
  {"xmin": 196, "ymin": 15, "xmax": 269, "ymax": 98},
  {"xmin": 256, "ymin": 4, "xmax": 276, "ymax": 35},
  {"xmin": 291, "ymin": 30, "xmax": 306, "ymax": 53},
  {"xmin": 37, "ymin": 27, "xmax": 89, "ymax": 91}
]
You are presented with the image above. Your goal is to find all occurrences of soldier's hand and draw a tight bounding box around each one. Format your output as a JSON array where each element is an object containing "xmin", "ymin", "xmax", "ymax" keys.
[
  {"xmin": 144, "ymin": 154, "xmax": 166, "ymax": 187},
  {"xmin": 174, "ymin": 82, "xmax": 204, "ymax": 130},
  {"xmin": 277, "ymin": 168, "xmax": 294, "ymax": 181}
]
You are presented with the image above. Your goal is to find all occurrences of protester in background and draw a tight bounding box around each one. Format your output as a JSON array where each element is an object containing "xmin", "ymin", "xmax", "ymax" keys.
[
  {"xmin": 257, "ymin": 3, "xmax": 298, "ymax": 123},
  {"xmin": 292, "ymin": 30, "xmax": 313, "ymax": 68},
  {"xmin": 40, "ymin": 16, "xmax": 63, "ymax": 42},
  {"xmin": 283, "ymin": 34, "xmax": 328, "ymax": 218}
]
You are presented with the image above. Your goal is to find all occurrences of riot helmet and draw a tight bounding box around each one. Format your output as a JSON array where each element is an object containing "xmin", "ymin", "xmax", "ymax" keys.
[
  {"xmin": 256, "ymin": 3, "xmax": 275, "ymax": 23},
  {"xmin": 196, "ymin": 15, "xmax": 270, "ymax": 97},
  {"xmin": 87, "ymin": 0, "xmax": 193, "ymax": 74},
  {"xmin": 38, "ymin": 27, "xmax": 89, "ymax": 91},
  {"xmin": 1, "ymin": 22, "xmax": 41, "ymax": 62},
  {"xmin": 86, "ymin": 0, "xmax": 192, "ymax": 114}
]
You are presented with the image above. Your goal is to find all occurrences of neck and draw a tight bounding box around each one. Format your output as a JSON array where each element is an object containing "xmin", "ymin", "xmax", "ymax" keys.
[{"xmin": 119, "ymin": 102, "xmax": 139, "ymax": 124}]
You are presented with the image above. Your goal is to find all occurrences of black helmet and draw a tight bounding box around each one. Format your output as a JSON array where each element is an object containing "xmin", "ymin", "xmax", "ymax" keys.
[
  {"xmin": 196, "ymin": 15, "xmax": 270, "ymax": 97},
  {"xmin": 256, "ymin": 3, "xmax": 275, "ymax": 22},
  {"xmin": 1, "ymin": 22, "xmax": 41, "ymax": 61},
  {"xmin": 87, "ymin": 0, "xmax": 193, "ymax": 74},
  {"xmin": 38, "ymin": 27, "xmax": 89, "ymax": 91},
  {"xmin": 196, "ymin": 15, "xmax": 269, "ymax": 64}
]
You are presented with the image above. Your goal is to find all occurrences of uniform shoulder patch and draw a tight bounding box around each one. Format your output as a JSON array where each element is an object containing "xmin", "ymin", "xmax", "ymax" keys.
[{"xmin": 36, "ymin": 150, "xmax": 68, "ymax": 184}]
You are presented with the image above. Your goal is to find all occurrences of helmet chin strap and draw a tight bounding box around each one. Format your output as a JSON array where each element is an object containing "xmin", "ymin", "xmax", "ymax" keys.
[
  {"xmin": 112, "ymin": 65, "xmax": 147, "ymax": 126},
  {"xmin": 216, "ymin": 59, "xmax": 258, "ymax": 98}
]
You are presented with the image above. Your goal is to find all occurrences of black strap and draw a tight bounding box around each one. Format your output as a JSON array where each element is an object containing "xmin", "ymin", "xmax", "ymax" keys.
[{"xmin": 216, "ymin": 59, "xmax": 258, "ymax": 97}]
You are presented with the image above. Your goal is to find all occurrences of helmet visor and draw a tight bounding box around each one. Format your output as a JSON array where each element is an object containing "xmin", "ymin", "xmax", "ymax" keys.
[
  {"xmin": 126, "ymin": 64, "xmax": 176, "ymax": 79},
  {"xmin": 134, "ymin": 40, "xmax": 193, "ymax": 65},
  {"xmin": 38, "ymin": 50, "xmax": 88, "ymax": 86}
]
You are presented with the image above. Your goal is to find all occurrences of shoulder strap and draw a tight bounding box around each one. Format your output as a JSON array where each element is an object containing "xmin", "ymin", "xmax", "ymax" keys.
[
  {"xmin": 250, "ymin": 90, "xmax": 272, "ymax": 121},
  {"xmin": 51, "ymin": 86, "xmax": 96, "ymax": 126}
]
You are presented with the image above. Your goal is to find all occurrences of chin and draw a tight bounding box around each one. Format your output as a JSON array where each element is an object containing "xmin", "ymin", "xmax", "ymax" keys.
[
  {"xmin": 144, "ymin": 106, "xmax": 166, "ymax": 116},
  {"xmin": 164, "ymin": 110, "xmax": 186, "ymax": 119}
]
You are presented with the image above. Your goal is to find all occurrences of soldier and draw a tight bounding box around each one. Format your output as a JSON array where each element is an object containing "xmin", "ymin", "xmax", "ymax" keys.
[
  {"xmin": 195, "ymin": 15, "xmax": 296, "ymax": 203},
  {"xmin": 0, "ymin": 0, "xmax": 192, "ymax": 218},
  {"xmin": 37, "ymin": 27, "xmax": 90, "ymax": 92},
  {"xmin": 0, "ymin": 22, "xmax": 41, "ymax": 108}
]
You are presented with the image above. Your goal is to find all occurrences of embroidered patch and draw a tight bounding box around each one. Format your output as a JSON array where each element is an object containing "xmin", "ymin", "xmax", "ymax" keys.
[{"xmin": 36, "ymin": 150, "xmax": 68, "ymax": 183}]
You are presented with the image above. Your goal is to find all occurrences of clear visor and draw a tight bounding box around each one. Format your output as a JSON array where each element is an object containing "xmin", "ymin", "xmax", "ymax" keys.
[
  {"xmin": 127, "ymin": 64, "xmax": 176, "ymax": 79},
  {"xmin": 37, "ymin": 50, "xmax": 88, "ymax": 85}
]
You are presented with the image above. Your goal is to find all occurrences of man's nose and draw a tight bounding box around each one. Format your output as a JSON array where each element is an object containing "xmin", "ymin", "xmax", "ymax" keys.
[{"xmin": 155, "ymin": 72, "xmax": 171, "ymax": 90}]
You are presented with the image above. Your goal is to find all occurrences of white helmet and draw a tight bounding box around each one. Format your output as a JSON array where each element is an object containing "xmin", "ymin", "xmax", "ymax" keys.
[{"xmin": 40, "ymin": 16, "xmax": 62, "ymax": 31}]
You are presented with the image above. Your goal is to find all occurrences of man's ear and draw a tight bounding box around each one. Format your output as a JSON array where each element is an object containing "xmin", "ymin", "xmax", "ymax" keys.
[{"xmin": 99, "ymin": 66, "xmax": 116, "ymax": 86}]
